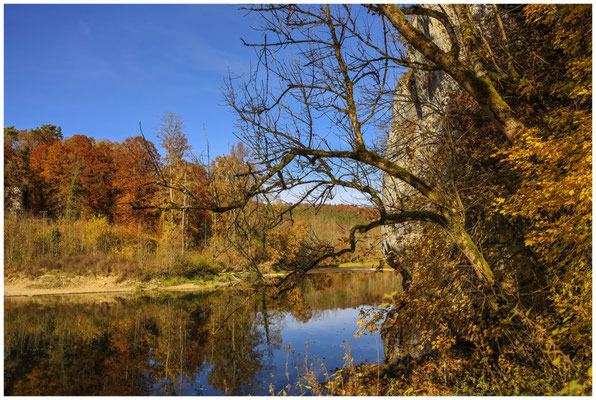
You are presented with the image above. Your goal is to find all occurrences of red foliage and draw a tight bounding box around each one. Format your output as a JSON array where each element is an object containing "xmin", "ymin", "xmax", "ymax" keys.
[
  {"xmin": 111, "ymin": 136, "xmax": 160, "ymax": 226},
  {"xmin": 31, "ymin": 135, "xmax": 115, "ymax": 217}
]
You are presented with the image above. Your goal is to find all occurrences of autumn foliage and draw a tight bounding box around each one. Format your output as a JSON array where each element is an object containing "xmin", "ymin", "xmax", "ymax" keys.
[
  {"xmin": 5, "ymin": 124, "xmax": 379, "ymax": 277},
  {"xmin": 6, "ymin": 129, "xmax": 160, "ymax": 223},
  {"xmin": 4, "ymin": 123, "xmax": 214, "ymax": 276},
  {"xmin": 364, "ymin": 4, "xmax": 592, "ymax": 395},
  {"xmin": 2, "ymin": 4, "xmax": 592, "ymax": 396}
]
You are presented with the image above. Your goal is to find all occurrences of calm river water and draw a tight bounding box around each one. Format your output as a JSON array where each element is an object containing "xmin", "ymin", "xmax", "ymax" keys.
[{"xmin": 4, "ymin": 271, "xmax": 400, "ymax": 395}]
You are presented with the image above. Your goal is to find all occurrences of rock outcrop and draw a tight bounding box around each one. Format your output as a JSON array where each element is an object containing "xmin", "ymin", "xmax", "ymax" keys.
[
  {"xmin": 380, "ymin": 5, "xmax": 494, "ymax": 364},
  {"xmin": 381, "ymin": 5, "xmax": 460, "ymax": 283}
]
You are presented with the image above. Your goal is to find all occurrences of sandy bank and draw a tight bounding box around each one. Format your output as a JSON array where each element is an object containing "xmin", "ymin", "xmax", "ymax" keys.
[
  {"xmin": 4, "ymin": 266, "xmax": 393, "ymax": 297},
  {"xmin": 4, "ymin": 274, "xmax": 237, "ymax": 298}
]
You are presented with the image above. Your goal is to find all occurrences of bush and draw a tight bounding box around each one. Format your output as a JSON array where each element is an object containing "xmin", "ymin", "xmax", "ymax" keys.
[
  {"xmin": 166, "ymin": 254, "xmax": 225, "ymax": 279},
  {"xmin": 95, "ymin": 230, "xmax": 120, "ymax": 253},
  {"xmin": 5, "ymin": 214, "xmax": 225, "ymax": 281},
  {"xmin": 266, "ymin": 221, "xmax": 311, "ymax": 269}
]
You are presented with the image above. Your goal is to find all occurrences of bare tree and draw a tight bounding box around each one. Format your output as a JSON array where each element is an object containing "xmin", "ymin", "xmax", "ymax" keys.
[
  {"xmin": 155, "ymin": 112, "xmax": 191, "ymax": 248},
  {"xmin": 136, "ymin": 5, "xmax": 524, "ymax": 290},
  {"xmin": 133, "ymin": 4, "xmax": 572, "ymax": 370},
  {"xmin": 224, "ymin": 4, "xmax": 497, "ymax": 289}
]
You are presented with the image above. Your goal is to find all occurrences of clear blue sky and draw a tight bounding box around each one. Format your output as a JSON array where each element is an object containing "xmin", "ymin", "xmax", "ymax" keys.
[{"xmin": 5, "ymin": 4, "xmax": 262, "ymax": 158}]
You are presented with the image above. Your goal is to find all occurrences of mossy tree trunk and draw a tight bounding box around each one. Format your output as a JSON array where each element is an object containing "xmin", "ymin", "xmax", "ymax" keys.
[
  {"xmin": 447, "ymin": 222, "xmax": 494, "ymax": 287},
  {"xmin": 376, "ymin": 4, "xmax": 523, "ymax": 143}
]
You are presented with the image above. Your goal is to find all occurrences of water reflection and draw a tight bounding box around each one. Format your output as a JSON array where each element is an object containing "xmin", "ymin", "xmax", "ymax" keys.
[{"xmin": 5, "ymin": 272, "xmax": 400, "ymax": 396}]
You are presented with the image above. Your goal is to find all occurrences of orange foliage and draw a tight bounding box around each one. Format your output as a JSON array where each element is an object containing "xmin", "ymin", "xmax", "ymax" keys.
[
  {"xmin": 31, "ymin": 135, "xmax": 115, "ymax": 218},
  {"xmin": 111, "ymin": 136, "xmax": 159, "ymax": 227}
]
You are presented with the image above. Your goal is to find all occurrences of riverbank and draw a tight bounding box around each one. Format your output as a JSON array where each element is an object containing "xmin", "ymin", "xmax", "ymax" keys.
[
  {"xmin": 4, "ymin": 263, "xmax": 391, "ymax": 297},
  {"xmin": 4, "ymin": 272, "xmax": 258, "ymax": 297}
]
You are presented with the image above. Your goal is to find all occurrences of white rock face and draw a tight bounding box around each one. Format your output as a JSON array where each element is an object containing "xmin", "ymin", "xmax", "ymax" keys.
[
  {"xmin": 381, "ymin": 5, "xmax": 492, "ymax": 270},
  {"xmin": 381, "ymin": 5, "xmax": 494, "ymax": 363},
  {"xmin": 382, "ymin": 6, "xmax": 457, "ymax": 272}
]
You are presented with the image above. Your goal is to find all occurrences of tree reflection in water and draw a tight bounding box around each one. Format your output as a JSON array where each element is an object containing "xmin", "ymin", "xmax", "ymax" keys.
[{"xmin": 5, "ymin": 271, "xmax": 401, "ymax": 395}]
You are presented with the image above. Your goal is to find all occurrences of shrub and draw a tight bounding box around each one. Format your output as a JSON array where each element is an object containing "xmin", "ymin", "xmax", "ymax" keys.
[
  {"xmin": 266, "ymin": 220, "xmax": 311, "ymax": 269},
  {"xmin": 166, "ymin": 254, "xmax": 224, "ymax": 279}
]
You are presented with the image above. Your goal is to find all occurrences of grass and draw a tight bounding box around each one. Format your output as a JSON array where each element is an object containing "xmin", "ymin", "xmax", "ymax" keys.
[
  {"xmin": 160, "ymin": 272, "xmax": 236, "ymax": 287},
  {"xmin": 4, "ymin": 214, "xmax": 230, "ymax": 281},
  {"xmin": 160, "ymin": 276, "xmax": 197, "ymax": 286},
  {"xmin": 338, "ymin": 259, "xmax": 385, "ymax": 269},
  {"xmin": 5, "ymin": 204, "xmax": 384, "ymax": 282}
]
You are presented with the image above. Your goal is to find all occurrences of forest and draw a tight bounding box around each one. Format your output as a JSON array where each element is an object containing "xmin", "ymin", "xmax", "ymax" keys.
[
  {"xmin": 4, "ymin": 3, "xmax": 592, "ymax": 396},
  {"xmin": 5, "ymin": 117, "xmax": 380, "ymax": 281}
]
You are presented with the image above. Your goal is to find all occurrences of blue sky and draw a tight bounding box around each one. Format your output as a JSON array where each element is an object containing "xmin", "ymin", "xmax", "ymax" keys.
[{"xmin": 5, "ymin": 4, "xmax": 262, "ymax": 158}]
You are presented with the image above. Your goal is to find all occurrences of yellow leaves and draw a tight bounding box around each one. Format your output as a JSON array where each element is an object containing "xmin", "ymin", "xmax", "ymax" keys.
[
  {"xmin": 493, "ymin": 197, "xmax": 505, "ymax": 205},
  {"xmin": 266, "ymin": 220, "xmax": 311, "ymax": 267},
  {"xmin": 354, "ymin": 306, "xmax": 390, "ymax": 339},
  {"xmin": 496, "ymin": 103, "xmax": 591, "ymax": 283}
]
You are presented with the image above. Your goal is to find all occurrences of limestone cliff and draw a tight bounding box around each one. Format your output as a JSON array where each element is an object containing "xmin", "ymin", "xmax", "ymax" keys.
[
  {"xmin": 382, "ymin": 4, "xmax": 499, "ymax": 281},
  {"xmin": 380, "ymin": 5, "xmax": 494, "ymax": 363},
  {"xmin": 381, "ymin": 5, "xmax": 459, "ymax": 283}
]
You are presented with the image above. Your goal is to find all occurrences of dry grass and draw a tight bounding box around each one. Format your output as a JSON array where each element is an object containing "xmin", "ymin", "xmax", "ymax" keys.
[
  {"xmin": 5, "ymin": 204, "xmax": 382, "ymax": 279},
  {"xmin": 4, "ymin": 214, "xmax": 224, "ymax": 280}
]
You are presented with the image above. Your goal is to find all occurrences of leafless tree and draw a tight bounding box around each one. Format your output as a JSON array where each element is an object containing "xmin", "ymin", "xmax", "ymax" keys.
[
  {"xmin": 134, "ymin": 4, "xmax": 572, "ymax": 368},
  {"xmin": 137, "ymin": 5, "xmax": 529, "ymax": 293},
  {"xmin": 222, "ymin": 4, "xmax": 501, "ymax": 290}
]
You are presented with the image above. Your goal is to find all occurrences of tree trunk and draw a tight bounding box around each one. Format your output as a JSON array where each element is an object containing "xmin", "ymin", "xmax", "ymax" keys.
[
  {"xmin": 447, "ymin": 222, "xmax": 494, "ymax": 287},
  {"xmin": 181, "ymin": 161, "xmax": 187, "ymax": 252},
  {"xmin": 169, "ymin": 165, "xmax": 175, "ymax": 224},
  {"xmin": 376, "ymin": 4, "xmax": 523, "ymax": 143}
]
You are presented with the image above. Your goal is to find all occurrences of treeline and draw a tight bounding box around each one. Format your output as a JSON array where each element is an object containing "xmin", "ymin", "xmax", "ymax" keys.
[
  {"xmin": 3, "ymin": 116, "xmax": 213, "ymax": 277},
  {"xmin": 4, "ymin": 120, "xmax": 379, "ymax": 277},
  {"xmin": 4, "ymin": 117, "xmax": 211, "ymax": 245}
]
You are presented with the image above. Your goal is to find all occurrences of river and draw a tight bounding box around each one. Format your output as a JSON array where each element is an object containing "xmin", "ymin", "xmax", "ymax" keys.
[{"xmin": 4, "ymin": 271, "xmax": 400, "ymax": 395}]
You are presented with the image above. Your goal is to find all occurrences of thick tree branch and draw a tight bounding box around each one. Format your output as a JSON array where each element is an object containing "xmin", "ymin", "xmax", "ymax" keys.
[
  {"xmin": 372, "ymin": 4, "xmax": 523, "ymax": 143},
  {"xmin": 275, "ymin": 209, "xmax": 448, "ymax": 293},
  {"xmin": 399, "ymin": 5, "xmax": 460, "ymax": 58}
]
